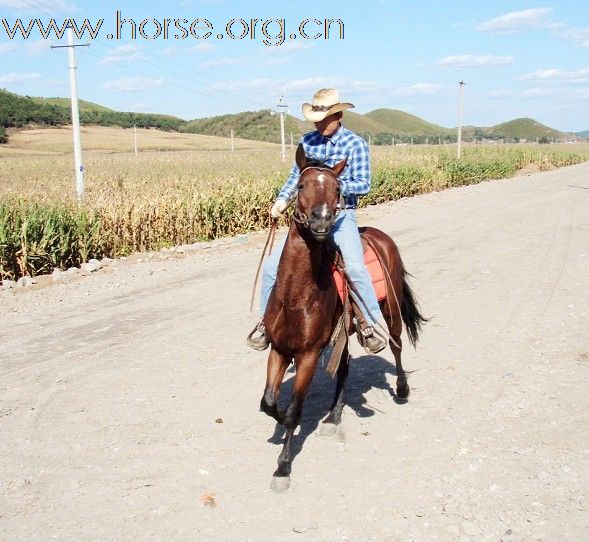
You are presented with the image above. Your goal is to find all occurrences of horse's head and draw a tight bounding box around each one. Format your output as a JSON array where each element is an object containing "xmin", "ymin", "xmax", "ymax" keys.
[{"xmin": 293, "ymin": 144, "xmax": 347, "ymax": 241}]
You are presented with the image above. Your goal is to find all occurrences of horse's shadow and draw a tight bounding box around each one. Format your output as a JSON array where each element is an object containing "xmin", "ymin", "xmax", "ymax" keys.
[{"xmin": 267, "ymin": 348, "xmax": 409, "ymax": 461}]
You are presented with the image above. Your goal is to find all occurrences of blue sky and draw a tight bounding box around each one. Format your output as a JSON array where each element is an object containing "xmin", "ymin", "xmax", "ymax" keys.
[{"xmin": 1, "ymin": 1, "xmax": 588, "ymax": 131}]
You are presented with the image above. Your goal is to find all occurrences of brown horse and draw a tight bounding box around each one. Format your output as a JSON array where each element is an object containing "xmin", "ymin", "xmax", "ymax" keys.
[{"xmin": 260, "ymin": 144, "xmax": 426, "ymax": 491}]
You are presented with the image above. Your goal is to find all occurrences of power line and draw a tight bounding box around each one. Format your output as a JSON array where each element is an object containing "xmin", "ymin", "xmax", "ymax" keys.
[
  {"xmin": 18, "ymin": 0, "xmax": 263, "ymax": 110},
  {"xmin": 81, "ymin": 48, "xmax": 250, "ymax": 111}
]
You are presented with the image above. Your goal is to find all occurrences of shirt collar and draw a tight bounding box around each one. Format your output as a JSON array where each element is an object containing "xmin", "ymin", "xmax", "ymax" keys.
[{"xmin": 321, "ymin": 123, "xmax": 344, "ymax": 144}]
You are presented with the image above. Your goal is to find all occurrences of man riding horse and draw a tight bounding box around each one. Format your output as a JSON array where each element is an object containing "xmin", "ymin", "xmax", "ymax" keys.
[{"xmin": 247, "ymin": 88, "xmax": 387, "ymax": 355}]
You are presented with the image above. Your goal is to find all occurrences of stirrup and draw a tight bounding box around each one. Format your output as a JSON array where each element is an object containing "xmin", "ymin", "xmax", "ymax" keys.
[
  {"xmin": 246, "ymin": 322, "xmax": 269, "ymax": 351},
  {"xmin": 358, "ymin": 325, "xmax": 387, "ymax": 355}
]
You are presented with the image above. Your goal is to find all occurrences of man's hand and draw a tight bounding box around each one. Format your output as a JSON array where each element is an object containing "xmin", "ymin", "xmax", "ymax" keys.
[{"xmin": 271, "ymin": 199, "xmax": 288, "ymax": 218}]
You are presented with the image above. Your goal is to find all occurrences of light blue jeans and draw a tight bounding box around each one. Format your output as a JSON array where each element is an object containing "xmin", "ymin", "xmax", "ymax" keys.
[{"xmin": 260, "ymin": 210, "xmax": 384, "ymax": 325}]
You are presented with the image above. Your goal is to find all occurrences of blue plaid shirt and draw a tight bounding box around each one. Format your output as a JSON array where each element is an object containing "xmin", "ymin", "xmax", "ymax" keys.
[{"xmin": 277, "ymin": 124, "xmax": 371, "ymax": 208}]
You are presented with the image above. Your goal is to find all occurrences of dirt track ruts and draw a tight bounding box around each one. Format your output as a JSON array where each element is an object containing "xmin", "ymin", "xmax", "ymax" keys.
[{"xmin": 1, "ymin": 163, "xmax": 588, "ymax": 541}]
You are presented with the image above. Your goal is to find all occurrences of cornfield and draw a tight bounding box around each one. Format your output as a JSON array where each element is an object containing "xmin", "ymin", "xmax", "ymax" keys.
[{"xmin": 1, "ymin": 126, "xmax": 588, "ymax": 280}]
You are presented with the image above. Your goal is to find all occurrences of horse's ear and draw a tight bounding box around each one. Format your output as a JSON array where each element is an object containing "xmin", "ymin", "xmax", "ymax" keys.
[
  {"xmin": 331, "ymin": 158, "xmax": 347, "ymax": 178},
  {"xmin": 295, "ymin": 144, "xmax": 307, "ymax": 171}
]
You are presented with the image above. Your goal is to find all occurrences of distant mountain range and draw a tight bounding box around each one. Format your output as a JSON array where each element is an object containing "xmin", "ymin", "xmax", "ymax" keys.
[
  {"xmin": 0, "ymin": 88, "xmax": 582, "ymax": 145},
  {"xmin": 576, "ymin": 130, "xmax": 589, "ymax": 139}
]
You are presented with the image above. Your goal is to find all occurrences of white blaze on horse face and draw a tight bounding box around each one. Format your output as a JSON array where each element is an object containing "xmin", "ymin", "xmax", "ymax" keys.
[
  {"xmin": 317, "ymin": 173, "xmax": 325, "ymax": 186},
  {"xmin": 320, "ymin": 203, "xmax": 329, "ymax": 218}
]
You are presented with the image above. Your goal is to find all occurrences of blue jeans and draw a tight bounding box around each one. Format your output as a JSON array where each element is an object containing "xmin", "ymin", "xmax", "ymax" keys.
[{"xmin": 260, "ymin": 210, "xmax": 384, "ymax": 325}]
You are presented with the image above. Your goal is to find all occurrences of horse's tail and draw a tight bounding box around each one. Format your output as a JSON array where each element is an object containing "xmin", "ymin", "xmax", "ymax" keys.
[{"xmin": 400, "ymin": 265, "xmax": 427, "ymax": 348}]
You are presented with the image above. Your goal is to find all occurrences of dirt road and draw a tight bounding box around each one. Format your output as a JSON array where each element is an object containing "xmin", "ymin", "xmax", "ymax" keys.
[{"xmin": 1, "ymin": 163, "xmax": 587, "ymax": 541}]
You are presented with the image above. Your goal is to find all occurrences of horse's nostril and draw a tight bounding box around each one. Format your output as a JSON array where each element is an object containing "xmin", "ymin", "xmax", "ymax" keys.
[{"xmin": 311, "ymin": 207, "xmax": 333, "ymax": 221}]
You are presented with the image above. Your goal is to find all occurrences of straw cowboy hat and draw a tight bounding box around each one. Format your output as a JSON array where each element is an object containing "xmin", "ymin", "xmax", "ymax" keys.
[{"xmin": 302, "ymin": 88, "xmax": 354, "ymax": 122}]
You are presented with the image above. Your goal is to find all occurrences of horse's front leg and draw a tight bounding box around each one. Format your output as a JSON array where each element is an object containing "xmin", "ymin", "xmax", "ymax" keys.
[
  {"xmin": 321, "ymin": 341, "xmax": 349, "ymax": 435},
  {"xmin": 271, "ymin": 349, "xmax": 320, "ymax": 492},
  {"xmin": 260, "ymin": 347, "xmax": 290, "ymax": 424}
]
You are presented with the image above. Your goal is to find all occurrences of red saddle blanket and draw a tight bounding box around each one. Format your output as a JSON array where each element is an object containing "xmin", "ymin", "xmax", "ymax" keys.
[{"xmin": 332, "ymin": 243, "xmax": 386, "ymax": 302}]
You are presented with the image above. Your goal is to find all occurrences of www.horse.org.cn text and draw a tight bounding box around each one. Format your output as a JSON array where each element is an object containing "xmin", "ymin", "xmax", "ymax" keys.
[{"xmin": 1, "ymin": 12, "xmax": 345, "ymax": 47}]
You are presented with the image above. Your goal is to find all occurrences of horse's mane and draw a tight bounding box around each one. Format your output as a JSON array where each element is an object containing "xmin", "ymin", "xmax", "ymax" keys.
[{"xmin": 305, "ymin": 156, "xmax": 327, "ymax": 168}]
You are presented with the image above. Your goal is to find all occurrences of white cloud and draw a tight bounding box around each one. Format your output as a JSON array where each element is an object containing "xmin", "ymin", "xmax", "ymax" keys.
[
  {"xmin": 22, "ymin": 38, "xmax": 51, "ymax": 56},
  {"xmin": 477, "ymin": 7, "xmax": 552, "ymax": 34},
  {"xmin": 102, "ymin": 77, "xmax": 164, "ymax": 92},
  {"xmin": 344, "ymin": 80, "xmax": 380, "ymax": 92},
  {"xmin": 0, "ymin": 0, "xmax": 78, "ymax": 12},
  {"xmin": 187, "ymin": 42, "xmax": 215, "ymax": 53},
  {"xmin": 564, "ymin": 26, "xmax": 589, "ymax": 48},
  {"xmin": 0, "ymin": 42, "xmax": 18, "ymax": 54},
  {"xmin": 180, "ymin": 0, "xmax": 223, "ymax": 5},
  {"xmin": 284, "ymin": 76, "xmax": 338, "ymax": 92},
  {"xmin": 575, "ymin": 88, "xmax": 589, "ymax": 98},
  {"xmin": 202, "ymin": 57, "xmax": 241, "ymax": 67},
  {"xmin": 263, "ymin": 41, "xmax": 314, "ymax": 54},
  {"xmin": 518, "ymin": 68, "xmax": 589, "ymax": 82},
  {"xmin": 487, "ymin": 90, "xmax": 515, "ymax": 98},
  {"xmin": 0, "ymin": 72, "xmax": 41, "ymax": 84},
  {"xmin": 523, "ymin": 87, "xmax": 555, "ymax": 97},
  {"xmin": 392, "ymin": 83, "xmax": 443, "ymax": 97},
  {"xmin": 439, "ymin": 54, "xmax": 514, "ymax": 68},
  {"xmin": 98, "ymin": 44, "xmax": 144, "ymax": 65},
  {"xmin": 162, "ymin": 46, "xmax": 177, "ymax": 57},
  {"xmin": 209, "ymin": 76, "xmax": 378, "ymax": 100},
  {"xmin": 210, "ymin": 78, "xmax": 272, "ymax": 92}
]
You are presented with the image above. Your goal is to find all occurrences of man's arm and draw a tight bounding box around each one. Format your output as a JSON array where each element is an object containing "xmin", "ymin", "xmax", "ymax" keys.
[
  {"xmin": 342, "ymin": 138, "xmax": 371, "ymax": 196},
  {"xmin": 277, "ymin": 162, "xmax": 301, "ymax": 202}
]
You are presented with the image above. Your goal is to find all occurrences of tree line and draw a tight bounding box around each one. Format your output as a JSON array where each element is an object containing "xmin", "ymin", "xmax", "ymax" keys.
[{"xmin": 0, "ymin": 89, "xmax": 184, "ymax": 143}]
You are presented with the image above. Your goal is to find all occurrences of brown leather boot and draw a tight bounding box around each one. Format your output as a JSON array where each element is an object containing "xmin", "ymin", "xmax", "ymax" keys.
[
  {"xmin": 246, "ymin": 321, "xmax": 269, "ymax": 351},
  {"xmin": 359, "ymin": 325, "xmax": 387, "ymax": 354}
]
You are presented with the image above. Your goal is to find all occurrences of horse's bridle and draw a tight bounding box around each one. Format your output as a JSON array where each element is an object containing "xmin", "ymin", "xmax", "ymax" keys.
[{"xmin": 292, "ymin": 166, "xmax": 345, "ymax": 228}]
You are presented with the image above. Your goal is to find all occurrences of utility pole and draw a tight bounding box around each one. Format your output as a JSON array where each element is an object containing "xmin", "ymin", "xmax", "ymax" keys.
[
  {"xmin": 51, "ymin": 25, "xmax": 89, "ymax": 201},
  {"xmin": 275, "ymin": 93, "xmax": 288, "ymax": 162},
  {"xmin": 230, "ymin": 129, "xmax": 234, "ymax": 152},
  {"xmin": 134, "ymin": 124, "xmax": 138, "ymax": 156},
  {"xmin": 457, "ymin": 80, "xmax": 465, "ymax": 159}
]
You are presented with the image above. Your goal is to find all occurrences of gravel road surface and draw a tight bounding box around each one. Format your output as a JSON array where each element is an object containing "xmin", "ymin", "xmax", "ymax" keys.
[{"xmin": 1, "ymin": 163, "xmax": 587, "ymax": 541}]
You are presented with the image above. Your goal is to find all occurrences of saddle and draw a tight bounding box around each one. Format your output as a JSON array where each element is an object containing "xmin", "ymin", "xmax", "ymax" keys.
[
  {"xmin": 331, "ymin": 235, "xmax": 387, "ymax": 302},
  {"xmin": 325, "ymin": 233, "xmax": 390, "ymax": 376}
]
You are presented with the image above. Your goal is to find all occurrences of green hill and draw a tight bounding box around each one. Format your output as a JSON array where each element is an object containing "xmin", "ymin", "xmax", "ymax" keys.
[
  {"xmin": 365, "ymin": 108, "xmax": 451, "ymax": 137},
  {"xmin": 180, "ymin": 109, "xmax": 305, "ymax": 143},
  {"xmin": 487, "ymin": 118, "xmax": 563, "ymax": 140},
  {"xmin": 0, "ymin": 89, "xmax": 184, "ymax": 139},
  {"xmin": 0, "ymin": 89, "xmax": 573, "ymax": 146},
  {"xmin": 338, "ymin": 110, "xmax": 389, "ymax": 136},
  {"xmin": 0, "ymin": 88, "xmax": 69, "ymax": 128},
  {"xmin": 29, "ymin": 96, "xmax": 114, "ymax": 113}
]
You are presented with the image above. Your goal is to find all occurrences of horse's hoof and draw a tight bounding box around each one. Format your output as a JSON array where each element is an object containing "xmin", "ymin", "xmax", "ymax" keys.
[
  {"xmin": 319, "ymin": 422, "xmax": 337, "ymax": 436},
  {"xmin": 397, "ymin": 382, "xmax": 410, "ymax": 399},
  {"xmin": 270, "ymin": 475, "xmax": 290, "ymax": 492}
]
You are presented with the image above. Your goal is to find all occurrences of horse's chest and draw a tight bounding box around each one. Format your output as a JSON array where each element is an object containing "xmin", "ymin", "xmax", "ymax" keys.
[{"xmin": 268, "ymin": 294, "xmax": 338, "ymax": 353}]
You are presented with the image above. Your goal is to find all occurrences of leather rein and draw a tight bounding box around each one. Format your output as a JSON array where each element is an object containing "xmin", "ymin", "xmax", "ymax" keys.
[
  {"xmin": 249, "ymin": 166, "xmax": 341, "ymax": 312},
  {"xmin": 250, "ymin": 164, "xmax": 402, "ymax": 369}
]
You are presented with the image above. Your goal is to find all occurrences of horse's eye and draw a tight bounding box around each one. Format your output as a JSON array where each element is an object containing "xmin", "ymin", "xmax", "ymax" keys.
[{"xmin": 297, "ymin": 184, "xmax": 304, "ymax": 191}]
